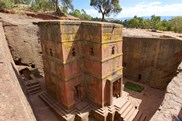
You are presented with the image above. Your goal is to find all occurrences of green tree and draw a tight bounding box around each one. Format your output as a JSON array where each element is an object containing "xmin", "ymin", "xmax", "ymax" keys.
[
  {"xmin": 0, "ymin": 0, "xmax": 14, "ymax": 8},
  {"xmin": 155, "ymin": 20, "xmax": 171, "ymax": 31},
  {"xmin": 54, "ymin": 0, "xmax": 73, "ymax": 14},
  {"xmin": 30, "ymin": 0, "xmax": 54, "ymax": 12},
  {"xmin": 90, "ymin": 0, "xmax": 122, "ymax": 21},
  {"xmin": 170, "ymin": 16, "xmax": 182, "ymax": 33},
  {"xmin": 69, "ymin": 9, "xmax": 92, "ymax": 20},
  {"xmin": 81, "ymin": 9, "xmax": 92, "ymax": 20},
  {"xmin": 69, "ymin": 9, "xmax": 82, "ymax": 18},
  {"xmin": 151, "ymin": 15, "xmax": 161, "ymax": 29},
  {"xmin": 11, "ymin": 0, "xmax": 31, "ymax": 4}
]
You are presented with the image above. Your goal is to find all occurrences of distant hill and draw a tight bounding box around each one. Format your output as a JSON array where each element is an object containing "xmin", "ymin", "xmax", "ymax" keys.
[{"xmin": 119, "ymin": 16, "xmax": 177, "ymax": 21}]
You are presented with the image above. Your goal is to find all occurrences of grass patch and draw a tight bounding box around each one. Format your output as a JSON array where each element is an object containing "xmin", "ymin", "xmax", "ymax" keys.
[{"xmin": 125, "ymin": 82, "xmax": 144, "ymax": 92}]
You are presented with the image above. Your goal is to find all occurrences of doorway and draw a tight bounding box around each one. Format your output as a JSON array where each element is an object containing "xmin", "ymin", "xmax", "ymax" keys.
[
  {"xmin": 113, "ymin": 80, "xmax": 121, "ymax": 99},
  {"xmin": 74, "ymin": 84, "xmax": 81, "ymax": 102}
]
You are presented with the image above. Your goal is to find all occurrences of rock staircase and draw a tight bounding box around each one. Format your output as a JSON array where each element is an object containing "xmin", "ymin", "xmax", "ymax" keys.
[
  {"xmin": 91, "ymin": 91, "xmax": 147, "ymax": 121},
  {"xmin": 113, "ymin": 91, "xmax": 147, "ymax": 121},
  {"xmin": 39, "ymin": 90, "xmax": 147, "ymax": 121},
  {"xmin": 39, "ymin": 92, "xmax": 95, "ymax": 121},
  {"xmin": 25, "ymin": 80, "xmax": 42, "ymax": 95},
  {"xmin": 39, "ymin": 92, "xmax": 77, "ymax": 121}
]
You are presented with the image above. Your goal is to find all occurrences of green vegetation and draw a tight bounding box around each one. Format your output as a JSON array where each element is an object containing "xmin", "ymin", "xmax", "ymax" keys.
[
  {"xmin": 69, "ymin": 9, "xmax": 92, "ymax": 20},
  {"xmin": 113, "ymin": 15, "xmax": 182, "ymax": 33},
  {"xmin": 0, "ymin": 0, "xmax": 14, "ymax": 8},
  {"xmin": 0, "ymin": 0, "xmax": 74, "ymax": 13},
  {"xmin": 14, "ymin": 0, "xmax": 32, "ymax": 4},
  {"xmin": 60, "ymin": 0, "xmax": 73, "ymax": 13},
  {"xmin": 170, "ymin": 16, "xmax": 182, "ymax": 33},
  {"xmin": 125, "ymin": 82, "xmax": 144, "ymax": 92},
  {"xmin": 90, "ymin": 0, "xmax": 122, "ymax": 21},
  {"xmin": 30, "ymin": 0, "xmax": 54, "ymax": 12}
]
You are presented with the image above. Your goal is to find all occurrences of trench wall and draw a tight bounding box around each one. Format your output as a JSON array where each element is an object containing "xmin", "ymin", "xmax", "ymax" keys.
[
  {"xmin": 123, "ymin": 37, "xmax": 182, "ymax": 89},
  {"xmin": 0, "ymin": 22, "xmax": 36, "ymax": 121}
]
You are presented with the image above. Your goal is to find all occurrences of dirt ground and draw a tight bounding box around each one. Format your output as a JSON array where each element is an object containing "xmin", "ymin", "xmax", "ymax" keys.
[{"xmin": 123, "ymin": 78, "xmax": 165, "ymax": 121}]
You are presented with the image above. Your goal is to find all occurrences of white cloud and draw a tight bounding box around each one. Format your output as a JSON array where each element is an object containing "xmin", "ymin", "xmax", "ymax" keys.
[
  {"xmin": 84, "ymin": 2, "xmax": 182, "ymax": 18},
  {"xmin": 117, "ymin": 2, "xmax": 182, "ymax": 17},
  {"xmin": 149, "ymin": 2, "xmax": 162, "ymax": 5}
]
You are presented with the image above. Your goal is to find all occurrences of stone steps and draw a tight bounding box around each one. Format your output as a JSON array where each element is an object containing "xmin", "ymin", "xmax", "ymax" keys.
[
  {"xmin": 39, "ymin": 92, "xmax": 76, "ymax": 121},
  {"xmin": 121, "ymin": 104, "xmax": 134, "ymax": 118},
  {"xmin": 125, "ymin": 107, "xmax": 138, "ymax": 121},
  {"xmin": 25, "ymin": 80, "xmax": 41, "ymax": 95},
  {"xmin": 39, "ymin": 90, "xmax": 146, "ymax": 121},
  {"xmin": 113, "ymin": 94, "xmax": 140, "ymax": 121},
  {"xmin": 118, "ymin": 101, "xmax": 131, "ymax": 114},
  {"xmin": 114, "ymin": 98, "xmax": 128, "ymax": 111},
  {"xmin": 122, "ymin": 91, "xmax": 129, "ymax": 100}
]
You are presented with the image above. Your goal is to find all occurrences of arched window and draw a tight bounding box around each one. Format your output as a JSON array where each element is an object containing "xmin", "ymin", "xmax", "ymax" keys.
[
  {"xmin": 90, "ymin": 47, "xmax": 94, "ymax": 56},
  {"xmin": 50, "ymin": 49, "xmax": 53, "ymax": 56},
  {"xmin": 72, "ymin": 48, "xmax": 76, "ymax": 57},
  {"xmin": 112, "ymin": 46, "xmax": 115, "ymax": 55}
]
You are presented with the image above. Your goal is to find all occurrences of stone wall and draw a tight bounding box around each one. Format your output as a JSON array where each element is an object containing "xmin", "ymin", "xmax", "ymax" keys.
[
  {"xmin": 0, "ymin": 22, "xmax": 36, "ymax": 121},
  {"xmin": 123, "ymin": 37, "xmax": 182, "ymax": 89}
]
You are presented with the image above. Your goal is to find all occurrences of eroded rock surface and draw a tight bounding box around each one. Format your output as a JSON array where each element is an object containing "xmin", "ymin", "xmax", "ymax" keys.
[
  {"xmin": 151, "ymin": 62, "xmax": 182, "ymax": 121},
  {"xmin": 0, "ymin": 21, "xmax": 36, "ymax": 121},
  {"xmin": 0, "ymin": 12, "xmax": 43, "ymax": 74}
]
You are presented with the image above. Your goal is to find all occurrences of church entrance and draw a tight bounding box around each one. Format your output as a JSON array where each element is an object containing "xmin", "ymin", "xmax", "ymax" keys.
[
  {"xmin": 105, "ymin": 76, "xmax": 122, "ymax": 106},
  {"xmin": 113, "ymin": 79, "xmax": 121, "ymax": 99}
]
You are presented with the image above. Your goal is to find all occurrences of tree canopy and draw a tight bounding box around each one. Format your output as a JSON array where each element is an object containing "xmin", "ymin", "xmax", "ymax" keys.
[
  {"xmin": 0, "ymin": 0, "xmax": 73, "ymax": 14},
  {"xmin": 69, "ymin": 9, "xmax": 92, "ymax": 20},
  {"xmin": 90, "ymin": 0, "xmax": 122, "ymax": 21},
  {"xmin": 113, "ymin": 15, "xmax": 182, "ymax": 33}
]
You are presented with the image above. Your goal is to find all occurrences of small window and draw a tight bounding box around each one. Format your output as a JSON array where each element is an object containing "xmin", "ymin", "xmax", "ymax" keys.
[
  {"xmin": 138, "ymin": 74, "xmax": 142, "ymax": 81},
  {"xmin": 50, "ymin": 49, "xmax": 53, "ymax": 56},
  {"xmin": 72, "ymin": 48, "xmax": 76, "ymax": 57},
  {"xmin": 112, "ymin": 46, "xmax": 115, "ymax": 55},
  {"xmin": 123, "ymin": 62, "xmax": 126, "ymax": 67},
  {"xmin": 90, "ymin": 47, "xmax": 94, "ymax": 56}
]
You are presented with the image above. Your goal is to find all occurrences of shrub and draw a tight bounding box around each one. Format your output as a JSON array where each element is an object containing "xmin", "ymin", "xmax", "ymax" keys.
[
  {"xmin": 125, "ymin": 82, "xmax": 144, "ymax": 92},
  {"xmin": 30, "ymin": 0, "xmax": 54, "ymax": 12},
  {"xmin": 0, "ymin": 0, "xmax": 13, "ymax": 9}
]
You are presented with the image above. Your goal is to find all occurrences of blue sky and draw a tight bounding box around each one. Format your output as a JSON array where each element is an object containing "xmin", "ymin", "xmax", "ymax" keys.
[{"xmin": 72, "ymin": 0, "xmax": 182, "ymax": 18}]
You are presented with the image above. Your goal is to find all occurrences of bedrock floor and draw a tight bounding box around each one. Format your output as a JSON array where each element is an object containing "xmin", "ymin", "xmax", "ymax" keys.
[{"xmin": 123, "ymin": 78, "xmax": 165, "ymax": 121}]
